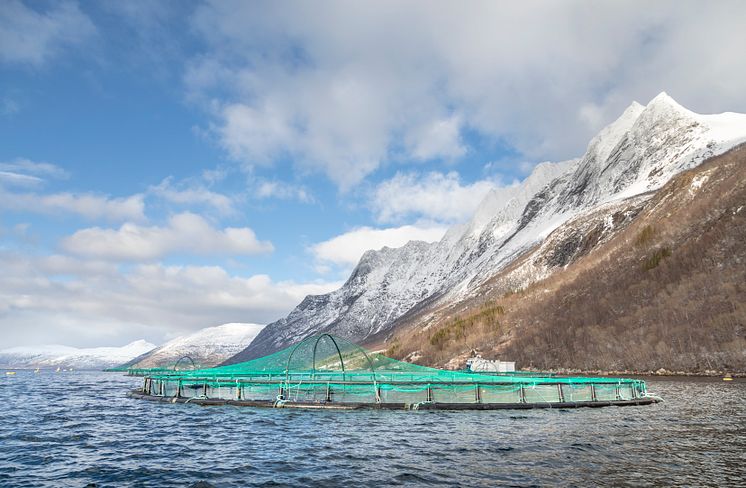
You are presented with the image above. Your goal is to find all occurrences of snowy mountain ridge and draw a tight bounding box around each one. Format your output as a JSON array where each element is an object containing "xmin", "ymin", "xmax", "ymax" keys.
[
  {"xmin": 124, "ymin": 323, "xmax": 265, "ymax": 369},
  {"xmin": 0, "ymin": 340, "xmax": 156, "ymax": 369},
  {"xmin": 229, "ymin": 93, "xmax": 746, "ymax": 362}
]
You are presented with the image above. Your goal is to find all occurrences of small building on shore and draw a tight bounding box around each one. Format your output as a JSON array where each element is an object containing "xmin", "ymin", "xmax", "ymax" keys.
[{"xmin": 466, "ymin": 356, "xmax": 516, "ymax": 373}]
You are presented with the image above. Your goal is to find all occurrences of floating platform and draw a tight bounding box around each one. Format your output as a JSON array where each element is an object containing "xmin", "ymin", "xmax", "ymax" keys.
[{"xmin": 129, "ymin": 334, "xmax": 661, "ymax": 410}]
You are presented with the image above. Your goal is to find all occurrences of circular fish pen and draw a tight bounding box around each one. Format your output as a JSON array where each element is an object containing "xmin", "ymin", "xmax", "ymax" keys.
[{"xmin": 128, "ymin": 334, "xmax": 660, "ymax": 410}]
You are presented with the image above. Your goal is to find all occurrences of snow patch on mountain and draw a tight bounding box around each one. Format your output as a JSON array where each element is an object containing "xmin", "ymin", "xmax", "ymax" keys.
[{"xmin": 126, "ymin": 323, "xmax": 265, "ymax": 368}]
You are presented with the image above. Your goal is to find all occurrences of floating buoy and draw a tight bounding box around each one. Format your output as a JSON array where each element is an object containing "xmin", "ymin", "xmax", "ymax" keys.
[{"xmin": 723, "ymin": 373, "xmax": 733, "ymax": 381}]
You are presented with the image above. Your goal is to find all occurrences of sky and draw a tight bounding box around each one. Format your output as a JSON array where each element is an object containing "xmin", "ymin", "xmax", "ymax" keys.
[{"xmin": 1, "ymin": 0, "xmax": 745, "ymax": 348}]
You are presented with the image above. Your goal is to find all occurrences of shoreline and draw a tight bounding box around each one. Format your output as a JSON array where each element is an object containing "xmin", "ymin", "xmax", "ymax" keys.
[
  {"xmin": 524, "ymin": 369, "xmax": 744, "ymax": 379},
  {"xmin": 3, "ymin": 367, "xmax": 744, "ymax": 379}
]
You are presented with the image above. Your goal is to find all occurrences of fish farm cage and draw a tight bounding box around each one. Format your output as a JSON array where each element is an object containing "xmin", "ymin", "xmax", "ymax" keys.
[
  {"xmin": 129, "ymin": 334, "xmax": 660, "ymax": 410},
  {"xmin": 123, "ymin": 355, "xmax": 200, "ymax": 376}
]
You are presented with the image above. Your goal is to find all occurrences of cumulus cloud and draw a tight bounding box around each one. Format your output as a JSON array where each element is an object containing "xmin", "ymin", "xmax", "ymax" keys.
[
  {"xmin": 149, "ymin": 176, "xmax": 235, "ymax": 215},
  {"xmin": 406, "ymin": 115, "xmax": 466, "ymax": 161},
  {"xmin": 311, "ymin": 225, "xmax": 446, "ymax": 268},
  {"xmin": 0, "ymin": 0, "xmax": 96, "ymax": 66},
  {"xmin": 187, "ymin": 1, "xmax": 746, "ymax": 189},
  {"xmin": 61, "ymin": 212, "xmax": 273, "ymax": 261},
  {"xmin": 0, "ymin": 250, "xmax": 340, "ymax": 347},
  {"xmin": 0, "ymin": 190, "xmax": 146, "ymax": 222},
  {"xmin": 371, "ymin": 171, "xmax": 499, "ymax": 224}
]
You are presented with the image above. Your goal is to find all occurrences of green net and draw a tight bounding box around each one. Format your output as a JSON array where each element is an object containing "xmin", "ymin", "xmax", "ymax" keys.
[{"xmin": 135, "ymin": 334, "xmax": 652, "ymax": 407}]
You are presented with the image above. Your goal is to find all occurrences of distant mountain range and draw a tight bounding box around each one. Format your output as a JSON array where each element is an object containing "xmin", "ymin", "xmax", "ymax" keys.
[
  {"xmin": 0, "ymin": 340, "xmax": 156, "ymax": 370},
  {"xmin": 226, "ymin": 92, "xmax": 746, "ymax": 372},
  {"xmin": 121, "ymin": 323, "xmax": 264, "ymax": 369},
  {"xmin": 0, "ymin": 323, "xmax": 265, "ymax": 370}
]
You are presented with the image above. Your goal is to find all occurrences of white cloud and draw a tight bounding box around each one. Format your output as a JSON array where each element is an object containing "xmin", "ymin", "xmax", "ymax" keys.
[
  {"xmin": 216, "ymin": 87, "xmax": 387, "ymax": 189},
  {"xmin": 201, "ymin": 166, "xmax": 229, "ymax": 184},
  {"xmin": 311, "ymin": 225, "xmax": 446, "ymax": 268},
  {"xmin": 218, "ymin": 102, "xmax": 295, "ymax": 168},
  {"xmin": 43, "ymin": 193, "xmax": 146, "ymax": 222},
  {"xmin": 0, "ymin": 159, "xmax": 145, "ymax": 221},
  {"xmin": 0, "ymin": 171, "xmax": 43, "ymax": 188},
  {"xmin": 61, "ymin": 212, "xmax": 273, "ymax": 261},
  {"xmin": 0, "ymin": 250, "xmax": 341, "ymax": 347},
  {"xmin": 187, "ymin": 1, "xmax": 746, "ymax": 189},
  {"xmin": 254, "ymin": 180, "xmax": 313, "ymax": 203},
  {"xmin": 0, "ymin": 190, "xmax": 146, "ymax": 221},
  {"xmin": 0, "ymin": 158, "xmax": 69, "ymax": 179},
  {"xmin": 149, "ymin": 177, "xmax": 235, "ymax": 215},
  {"xmin": 372, "ymin": 171, "xmax": 498, "ymax": 224},
  {"xmin": 406, "ymin": 115, "xmax": 466, "ymax": 161},
  {"xmin": 0, "ymin": 0, "xmax": 96, "ymax": 66}
]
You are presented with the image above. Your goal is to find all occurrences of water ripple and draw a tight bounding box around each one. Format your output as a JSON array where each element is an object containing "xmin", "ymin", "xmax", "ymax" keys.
[{"xmin": 0, "ymin": 372, "xmax": 744, "ymax": 487}]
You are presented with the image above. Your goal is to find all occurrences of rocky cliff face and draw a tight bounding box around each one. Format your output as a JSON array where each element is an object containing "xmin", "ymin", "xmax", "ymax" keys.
[
  {"xmin": 394, "ymin": 144, "xmax": 746, "ymax": 372},
  {"xmin": 227, "ymin": 93, "xmax": 746, "ymax": 364}
]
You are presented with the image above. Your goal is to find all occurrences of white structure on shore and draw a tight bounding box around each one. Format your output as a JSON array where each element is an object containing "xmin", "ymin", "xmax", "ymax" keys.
[{"xmin": 466, "ymin": 356, "xmax": 516, "ymax": 373}]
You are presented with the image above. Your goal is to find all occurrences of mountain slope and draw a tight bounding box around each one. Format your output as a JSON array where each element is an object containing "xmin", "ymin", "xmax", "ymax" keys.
[
  {"xmin": 228, "ymin": 92, "xmax": 746, "ymax": 364},
  {"xmin": 0, "ymin": 340, "xmax": 156, "ymax": 370},
  {"xmin": 124, "ymin": 323, "xmax": 264, "ymax": 369},
  {"xmin": 388, "ymin": 144, "xmax": 746, "ymax": 372},
  {"xmin": 229, "ymin": 161, "xmax": 575, "ymax": 362}
]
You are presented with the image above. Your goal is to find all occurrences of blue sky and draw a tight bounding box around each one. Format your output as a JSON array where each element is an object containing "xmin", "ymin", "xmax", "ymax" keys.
[{"xmin": 2, "ymin": 1, "xmax": 745, "ymax": 347}]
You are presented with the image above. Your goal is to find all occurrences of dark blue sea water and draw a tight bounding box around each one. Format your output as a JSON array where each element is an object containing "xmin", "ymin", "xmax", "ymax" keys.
[{"xmin": 0, "ymin": 371, "xmax": 744, "ymax": 487}]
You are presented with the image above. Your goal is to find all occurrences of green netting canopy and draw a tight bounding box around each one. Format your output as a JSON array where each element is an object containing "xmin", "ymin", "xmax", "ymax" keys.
[{"xmin": 133, "ymin": 334, "xmax": 657, "ymax": 409}]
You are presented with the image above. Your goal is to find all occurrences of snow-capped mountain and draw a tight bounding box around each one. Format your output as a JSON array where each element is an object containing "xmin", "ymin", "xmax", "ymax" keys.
[
  {"xmin": 229, "ymin": 93, "xmax": 746, "ymax": 363},
  {"xmin": 123, "ymin": 323, "xmax": 264, "ymax": 369},
  {"xmin": 0, "ymin": 340, "xmax": 156, "ymax": 370}
]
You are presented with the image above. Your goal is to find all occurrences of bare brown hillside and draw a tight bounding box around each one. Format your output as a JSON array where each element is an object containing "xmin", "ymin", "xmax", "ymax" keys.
[{"xmin": 381, "ymin": 145, "xmax": 746, "ymax": 373}]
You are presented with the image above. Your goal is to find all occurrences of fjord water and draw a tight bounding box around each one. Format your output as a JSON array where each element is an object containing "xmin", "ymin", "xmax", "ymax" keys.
[{"xmin": 1, "ymin": 372, "xmax": 743, "ymax": 487}]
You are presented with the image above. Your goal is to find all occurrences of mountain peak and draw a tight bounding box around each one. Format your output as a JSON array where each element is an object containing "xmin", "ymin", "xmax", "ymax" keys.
[
  {"xmin": 585, "ymin": 99, "xmax": 644, "ymax": 163},
  {"xmin": 643, "ymin": 91, "xmax": 691, "ymax": 117},
  {"xmin": 625, "ymin": 100, "xmax": 645, "ymax": 114},
  {"xmin": 124, "ymin": 339, "xmax": 156, "ymax": 348},
  {"xmin": 648, "ymin": 90, "xmax": 675, "ymax": 105}
]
